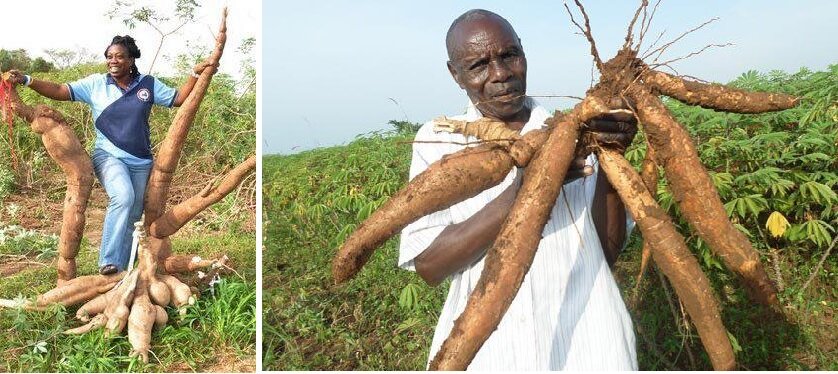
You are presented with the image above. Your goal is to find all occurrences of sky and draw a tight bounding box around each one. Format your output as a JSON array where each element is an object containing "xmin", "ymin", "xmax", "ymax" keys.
[
  {"xmin": 263, "ymin": 0, "xmax": 837, "ymax": 155},
  {"xmin": 0, "ymin": 0, "xmax": 259, "ymax": 78}
]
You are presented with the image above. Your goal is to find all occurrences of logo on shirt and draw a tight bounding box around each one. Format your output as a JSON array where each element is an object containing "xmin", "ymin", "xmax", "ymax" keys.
[{"xmin": 137, "ymin": 88, "xmax": 151, "ymax": 102}]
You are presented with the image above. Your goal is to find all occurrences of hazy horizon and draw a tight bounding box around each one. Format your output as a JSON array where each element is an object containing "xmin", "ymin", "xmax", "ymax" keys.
[{"xmin": 263, "ymin": 1, "xmax": 837, "ymax": 155}]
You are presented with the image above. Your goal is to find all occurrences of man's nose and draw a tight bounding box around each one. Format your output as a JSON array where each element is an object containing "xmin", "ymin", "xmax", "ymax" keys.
[{"xmin": 488, "ymin": 58, "xmax": 513, "ymax": 82}]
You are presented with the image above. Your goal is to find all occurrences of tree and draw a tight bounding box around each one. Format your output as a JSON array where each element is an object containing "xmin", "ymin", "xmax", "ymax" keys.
[
  {"xmin": 43, "ymin": 47, "xmax": 96, "ymax": 69},
  {"xmin": 106, "ymin": 0, "xmax": 200, "ymax": 74},
  {"xmin": 0, "ymin": 49, "xmax": 33, "ymax": 72},
  {"xmin": 29, "ymin": 57, "xmax": 54, "ymax": 73}
]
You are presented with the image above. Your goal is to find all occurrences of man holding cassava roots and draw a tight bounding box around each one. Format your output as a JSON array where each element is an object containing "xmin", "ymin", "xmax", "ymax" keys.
[{"xmin": 398, "ymin": 9, "xmax": 638, "ymax": 370}]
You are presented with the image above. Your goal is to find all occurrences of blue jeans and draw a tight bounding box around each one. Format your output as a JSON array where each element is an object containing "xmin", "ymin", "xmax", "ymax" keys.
[{"xmin": 92, "ymin": 148, "xmax": 152, "ymax": 270}]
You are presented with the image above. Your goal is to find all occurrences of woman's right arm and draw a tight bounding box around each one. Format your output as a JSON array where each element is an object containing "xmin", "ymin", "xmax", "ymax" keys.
[{"xmin": 6, "ymin": 70, "xmax": 71, "ymax": 101}]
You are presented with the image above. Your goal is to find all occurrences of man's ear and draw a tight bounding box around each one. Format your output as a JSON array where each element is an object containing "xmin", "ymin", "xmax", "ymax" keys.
[{"xmin": 447, "ymin": 61, "xmax": 466, "ymax": 89}]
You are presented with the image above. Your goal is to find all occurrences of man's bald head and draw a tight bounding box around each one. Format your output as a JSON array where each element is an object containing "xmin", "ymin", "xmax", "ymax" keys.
[
  {"xmin": 444, "ymin": 9, "xmax": 529, "ymax": 124},
  {"xmin": 446, "ymin": 9, "xmax": 521, "ymax": 61}
]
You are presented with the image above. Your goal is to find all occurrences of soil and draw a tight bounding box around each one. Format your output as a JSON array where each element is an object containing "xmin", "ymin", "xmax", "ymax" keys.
[
  {"xmin": 2, "ymin": 165, "xmax": 255, "ymax": 244},
  {"xmin": 3, "ymin": 184, "xmax": 108, "ymax": 242},
  {"xmin": 0, "ymin": 168, "xmax": 255, "ymax": 278},
  {"xmin": 0, "ymin": 259, "xmax": 45, "ymax": 276}
]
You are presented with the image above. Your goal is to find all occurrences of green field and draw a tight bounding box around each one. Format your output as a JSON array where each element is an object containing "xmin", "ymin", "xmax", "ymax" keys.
[{"xmin": 262, "ymin": 65, "xmax": 837, "ymax": 370}]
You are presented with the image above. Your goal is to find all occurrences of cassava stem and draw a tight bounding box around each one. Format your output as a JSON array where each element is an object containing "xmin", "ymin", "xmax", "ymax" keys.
[
  {"xmin": 433, "ymin": 116, "xmax": 522, "ymax": 147},
  {"xmin": 597, "ymin": 148, "xmax": 735, "ymax": 370}
]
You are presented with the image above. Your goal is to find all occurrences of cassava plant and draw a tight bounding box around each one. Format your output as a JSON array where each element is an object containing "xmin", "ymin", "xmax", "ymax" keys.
[
  {"xmin": 331, "ymin": 1, "xmax": 800, "ymax": 370},
  {"xmin": 0, "ymin": 8, "xmax": 256, "ymax": 363}
]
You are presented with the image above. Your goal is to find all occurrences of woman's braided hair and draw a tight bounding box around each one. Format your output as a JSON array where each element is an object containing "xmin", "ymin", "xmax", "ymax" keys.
[{"xmin": 105, "ymin": 35, "xmax": 141, "ymax": 78}]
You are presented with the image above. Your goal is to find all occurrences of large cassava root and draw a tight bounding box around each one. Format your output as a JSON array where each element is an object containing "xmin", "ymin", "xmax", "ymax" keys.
[
  {"xmin": 332, "ymin": 143, "xmax": 514, "ymax": 283},
  {"xmin": 429, "ymin": 110, "xmax": 582, "ymax": 370},
  {"xmin": 149, "ymin": 155, "xmax": 256, "ymax": 238},
  {"xmin": 635, "ymin": 144, "xmax": 658, "ymax": 288},
  {"xmin": 642, "ymin": 68, "xmax": 799, "ymax": 113},
  {"xmin": 0, "ymin": 74, "xmax": 94, "ymax": 284},
  {"xmin": 331, "ymin": 1, "xmax": 801, "ymax": 370},
  {"xmin": 144, "ymin": 8, "xmax": 229, "ymax": 225},
  {"xmin": 0, "ymin": 272, "xmax": 124, "ymax": 311},
  {"xmin": 597, "ymin": 149, "xmax": 735, "ymax": 370},
  {"xmin": 63, "ymin": 230, "xmax": 199, "ymax": 364}
]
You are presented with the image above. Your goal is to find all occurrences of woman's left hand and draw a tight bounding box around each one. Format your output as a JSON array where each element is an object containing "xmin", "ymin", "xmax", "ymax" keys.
[
  {"xmin": 193, "ymin": 60, "xmax": 219, "ymax": 76},
  {"xmin": 4, "ymin": 70, "xmax": 27, "ymax": 86}
]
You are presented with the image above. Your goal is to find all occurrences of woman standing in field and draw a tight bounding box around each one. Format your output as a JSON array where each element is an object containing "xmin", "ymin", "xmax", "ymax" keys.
[{"xmin": 6, "ymin": 35, "xmax": 216, "ymax": 275}]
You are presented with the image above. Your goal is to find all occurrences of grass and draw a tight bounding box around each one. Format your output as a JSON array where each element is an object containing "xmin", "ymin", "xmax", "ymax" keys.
[{"xmin": 0, "ymin": 230, "xmax": 256, "ymax": 372}]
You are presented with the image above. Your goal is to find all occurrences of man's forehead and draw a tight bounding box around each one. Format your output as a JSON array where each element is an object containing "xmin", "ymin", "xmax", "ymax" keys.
[{"xmin": 449, "ymin": 17, "xmax": 521, "ymax": 57}]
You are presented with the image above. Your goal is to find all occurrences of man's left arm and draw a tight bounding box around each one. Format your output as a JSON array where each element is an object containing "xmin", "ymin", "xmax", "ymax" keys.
[
  {"xmin": 592, "ymin": 161, "xmax": 627, "ymax": 267},
  {"xmin": 584, "ymin": 108, "xmax": 638, "ymax": 267}
]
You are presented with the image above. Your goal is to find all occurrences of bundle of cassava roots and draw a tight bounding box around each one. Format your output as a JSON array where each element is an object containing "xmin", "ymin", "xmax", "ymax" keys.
[{"xmin": 332, "ymin": 1, "xmax": 798, "ymax": 370}]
